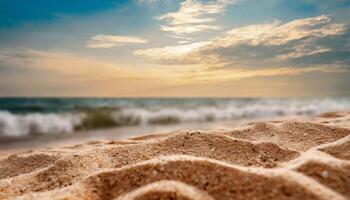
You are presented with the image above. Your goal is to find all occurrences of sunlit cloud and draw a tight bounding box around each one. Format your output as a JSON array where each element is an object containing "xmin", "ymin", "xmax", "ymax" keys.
[
  {"xmin": 172, "ymin": 66, "xmax": 340, "ymax": 85},
  {"xmin": 134, "ymin": 41, "xmax": 210, "ymax": 64},
  {"xmin": 2, "ymin": 47, "xmax": 335, "ymax": 88},
  {"xmin": 178, "ymin": 40, "xmax": 192, "ymax": 44},
  {"xmin": 1, "ymin": 46, "xmax": 348, "ymax": 97},
  {"xmin": 276, "ymin": 42, "xmax": 331, "ymax": 60},
  {"xmin": 157, "ymin": 0, "xmax": 236, "ymax": 39},
  {"xmin": 0, "ymin": 0, "xmax": 349, "ymax": 97},
  {"xmin": 0, "ymin": 48, "xmax": 175, "ymax": 96},
  {"xmin": 221, "ymin": 15, "xmax": 345, "ymax": 46},
  {"xmin": 159, "ymin": 24, "xmax": 221, "ymax": 36},
  {"xmin": 137, "ymin": 15, "xmax": 348, "ymax": 68},
  {"xmin": 0, "ymin": 48, "xmax": 141, "ymax": 78},
  {"xmin": 87, "ymin": 34, "xmax": 148, "ymax": 48}
]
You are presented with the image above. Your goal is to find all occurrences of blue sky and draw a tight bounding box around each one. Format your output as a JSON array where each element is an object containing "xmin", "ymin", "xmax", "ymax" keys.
[
  {"xmin": 0, "ymin": 0, "xmax": 125, "ymax": 27},
  {"xmin": 0, "ymin": 0, "xmax": 349, "ymax": 97}
]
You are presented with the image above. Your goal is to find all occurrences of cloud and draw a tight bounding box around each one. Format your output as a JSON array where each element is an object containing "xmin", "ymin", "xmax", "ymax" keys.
[
  {"xmin": 136, "ymin": 0, "xmax": 158, "ymax": 4},
  {"xmin": 87, "ymin": 35, "xmax": 148, "ymax": 48},
  {"xmin": 1, "ymin": 47, "xmax": 349, "ymax": 97},
  {"xmin": 0, "ymin": 48, "xmax": 180, "ymax": 96},
  {"xmin": 220, "ymin": 15, "xmax": 345, "ymax": 46},
  {"xmin": 157, "ymin": 0, "xmax": 236, "ymax": 39},
  {"xmin": 0, "ymin": 48, "xmax": 127, "ymax": 76},
  {"xmin": 136, "ymin": 15, "xmax": 348, "ymax": 68},
  {"xmin": 276, "ymin": 42, "xmax": 331, "ymax": 60},
  {"xmin": 167, "ymin": 64, "xmax": 340, "ymax": 85},
  {"xmin": 134, "ymin": 41, "xmax": 210, "ymax": 64}
]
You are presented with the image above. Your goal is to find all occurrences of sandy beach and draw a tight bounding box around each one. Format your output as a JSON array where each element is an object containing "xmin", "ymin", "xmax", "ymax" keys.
[
  {"xmin": 1, "ymin": 0, "xmax": 350, "ymax": 199},
  {"xmin": 0, "ymin": 112, "xmax": 349, "ymax": 200}
]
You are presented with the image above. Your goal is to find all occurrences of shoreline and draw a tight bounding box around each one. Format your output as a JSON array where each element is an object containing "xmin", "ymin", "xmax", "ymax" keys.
[{"xmin": 0, "ymin": 116, "xmax": 298, "ymax": 156}]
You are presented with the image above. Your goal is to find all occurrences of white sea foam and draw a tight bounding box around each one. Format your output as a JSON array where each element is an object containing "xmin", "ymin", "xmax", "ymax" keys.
[
  {"xmin": 0, "ymin": 111, "xmax": 80, "ymax": 137},
  {"xmin": 0, "ymin": 98, "xmax": 349, "ymax": 137},
  {"xmin": 114, "ymin": 98, "xmax": 350, "ymax": 125}
]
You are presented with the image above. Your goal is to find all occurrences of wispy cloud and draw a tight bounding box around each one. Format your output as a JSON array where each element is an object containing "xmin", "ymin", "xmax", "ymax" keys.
[
  {"xmin": 134, "ymin": 41, "xmax": 210, "ymax": 64},
  {"xmin": 0, "ymin": 48, "xmax": 127, "ymax": 76},
  {"xmin": 0, "ymin": 48, "xmax": 175, "ymax": 96},
  {"xmin": 171, "ymin": 65, "xmax": 339, "ymax": 85},
  {"xmin": 87, "ymin": 35, "xmax": 148, "ymax": 48},
  {"xmin": 136, "ymin": 0, "xmax": 158, "ymax": 4},
  {"xmin": 137, "ymin": 15, "xmax": 348, "ymax": 68},
  {"xmin": 157, "ymin": 0, "xmax": 236, "ymax": 39},
  {"xmin": 221, "ymin": 15, "xmax": 345, "ymax": 46}
]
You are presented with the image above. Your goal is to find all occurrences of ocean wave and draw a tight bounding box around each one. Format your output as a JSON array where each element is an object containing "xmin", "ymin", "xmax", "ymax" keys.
[
  {"xmin": 0, "ymin": 111, "xmax": 81, "ymax": 137},
  {"xmin": 0, "ymin": 98, "xmax": 350, "ymax": 137},
  {"xmin": 112, "ymin": 98, "xmax": 350, "ymax": 125}
]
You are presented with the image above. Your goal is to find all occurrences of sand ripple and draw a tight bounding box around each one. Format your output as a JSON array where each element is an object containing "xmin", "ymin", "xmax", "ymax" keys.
[{"xmin": 0, "ymin": 113, "xmax": 350, "ymax": 200}]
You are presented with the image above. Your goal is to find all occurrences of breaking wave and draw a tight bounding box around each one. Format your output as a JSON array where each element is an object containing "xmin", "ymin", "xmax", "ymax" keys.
[
  {"xmin": 0, "ymin": 97, "xmax": 350, "ymax": 137},
  {"xmin": 0, "ymin": 111, "xmax": 81, "ymax": 137}
]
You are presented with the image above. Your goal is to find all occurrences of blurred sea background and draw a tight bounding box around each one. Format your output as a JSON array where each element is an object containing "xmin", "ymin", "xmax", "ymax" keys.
[{"xmin": 1, "ymin": 97, "xmax": 350, "ymax": 150}]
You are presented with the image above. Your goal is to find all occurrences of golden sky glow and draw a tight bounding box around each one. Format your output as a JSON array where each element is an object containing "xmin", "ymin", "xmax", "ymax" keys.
[{"xmin": 0, "ymin": 0, "xmax": 349, "ymax": 97}]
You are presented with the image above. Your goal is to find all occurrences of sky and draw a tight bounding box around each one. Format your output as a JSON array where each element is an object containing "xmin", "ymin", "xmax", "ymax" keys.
[{"xmin": 0, "ymin": 0, "xmax": 349, "ymax": 97}]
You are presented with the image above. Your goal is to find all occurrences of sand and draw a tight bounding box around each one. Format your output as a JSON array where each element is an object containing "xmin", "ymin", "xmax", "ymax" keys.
[{"xmin": 0, "ymin": 112, "xmax": 350, "ymax": 200}]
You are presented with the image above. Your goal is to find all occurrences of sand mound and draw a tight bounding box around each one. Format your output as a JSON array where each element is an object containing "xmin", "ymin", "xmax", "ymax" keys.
[
  {"xmin": 0, "ymin": 112, "xmax": 350, "ymax": 200},
  {"xmin": 228, "ymin": 121, "xmax": 350, "ymax": 151},
  {"xmin": 296, "ymin": 160, "xmax": 350, "ymax": 198},
  {"xmin": 115, "ymin": 180, "xmax": 215, "ymax": 200},
  {"xmin": 318, "ymin": 136, "xmax": 350, "ymax": 160},
  {"xmin": 0, "ymin": 153, "xmax": 60, "ymax": 179},
  {"xmin": 80, "ymin": 156, "xmax": 325, "ymax": 200}
]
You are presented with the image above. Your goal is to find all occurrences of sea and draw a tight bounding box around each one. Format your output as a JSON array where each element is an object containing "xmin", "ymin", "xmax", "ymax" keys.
[{"xmin": 0, "ymin": 97, "xmax": 350, "ymax": 140}]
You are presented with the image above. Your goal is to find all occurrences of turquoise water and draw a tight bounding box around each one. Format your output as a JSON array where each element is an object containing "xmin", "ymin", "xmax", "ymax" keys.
[{"xmin": 0, "ymin": 97, "xmax": 350, "ymax": 138}]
